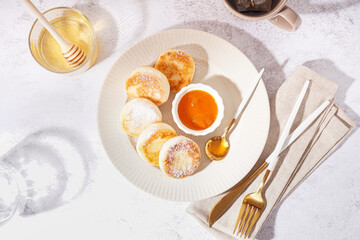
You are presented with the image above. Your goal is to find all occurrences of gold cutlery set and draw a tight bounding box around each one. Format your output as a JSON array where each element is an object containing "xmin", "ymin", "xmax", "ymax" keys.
[{"xmin": 208, "ymin": 80, "xmax": 333, "ymax": 238}]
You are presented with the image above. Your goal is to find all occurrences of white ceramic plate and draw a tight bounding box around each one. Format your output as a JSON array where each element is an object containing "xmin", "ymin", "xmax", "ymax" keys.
[{"xmin": 98, "ymin": 29, "xmax": 270, "ymax": 201}]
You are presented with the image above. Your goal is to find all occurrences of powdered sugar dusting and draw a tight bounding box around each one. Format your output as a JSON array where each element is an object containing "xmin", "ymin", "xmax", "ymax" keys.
[
  {"xmin": 133, "ymin": 71, "xmax": 161, "ymax": 88},
  {"xmin": 121, "ymin": 98, "xmax": 162, "ymax": 136},
  {"xmin": 126, "ymin": 67, "xmax": 168, "ymax": 105},
  {"xmin": 128, "ymin": 100, "xmax": 159, "ymax": 127},
  {"xmin": 175, "ymin": 50, "xmax": 188, "ymax": 57},
  {"xmin": 164, "ymin": 136, "xmax": 201, "ymax": 179}
]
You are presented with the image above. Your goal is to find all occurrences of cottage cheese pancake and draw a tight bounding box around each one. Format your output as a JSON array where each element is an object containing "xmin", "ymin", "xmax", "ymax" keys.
[
  {"xmin": 159, "ymin": 136, "xmax": 201, "ymax": 179},
  {"xmin": 126, "ymin": 66, "xmax": 170, "ymax": 105},
  {"xmin": 136, "ymin": 123, "xmax": 177, "ymax": 166},
  {"xmin": 120, "ymin": 98, "xmax": 162, "ymax": 137},
  {"xmin": 155, "ymin": 50, "xmax": 195, "ymax": 92}
]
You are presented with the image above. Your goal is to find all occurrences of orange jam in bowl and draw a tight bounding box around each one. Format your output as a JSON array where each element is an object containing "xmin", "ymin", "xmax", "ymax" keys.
[
  {"xmin": 172, "ymin": 83, "xmax": 224, "ymax": 136},
  {"xmin": 178, "ymin": 90, "xmax": 218, "ymax": 130}
]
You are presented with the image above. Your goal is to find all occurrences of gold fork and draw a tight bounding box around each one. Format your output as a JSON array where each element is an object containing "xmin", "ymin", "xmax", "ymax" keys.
[
  {"xmin": 233, "ymin": 169, "xmax": 270, "ymax": 237},
  {"xmin": 233, "ymin": 80, "xmax": 310, "ymax": 238}
]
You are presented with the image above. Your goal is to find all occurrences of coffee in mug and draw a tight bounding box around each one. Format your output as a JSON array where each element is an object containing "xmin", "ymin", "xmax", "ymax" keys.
[{"xmin": 222, "ymin": 0, "xmax": 301, "ymax": 31}]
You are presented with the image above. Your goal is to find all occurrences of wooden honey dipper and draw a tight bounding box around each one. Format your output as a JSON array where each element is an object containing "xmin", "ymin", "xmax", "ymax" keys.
[{"xmin": 22, "ymin": 0, "xmax": 86, "ymax": 68}]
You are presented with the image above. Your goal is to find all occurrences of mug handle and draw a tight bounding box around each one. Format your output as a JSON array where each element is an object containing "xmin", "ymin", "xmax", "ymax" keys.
[{"xmin": 268, "ymin": 6, "xmax": 302, "ymax": 31}]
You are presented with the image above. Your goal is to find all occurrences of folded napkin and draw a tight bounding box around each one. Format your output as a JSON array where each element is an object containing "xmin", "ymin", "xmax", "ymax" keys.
[{"xmin": 186, "ymin": 66, "xmax": 355, "ymax": 240}]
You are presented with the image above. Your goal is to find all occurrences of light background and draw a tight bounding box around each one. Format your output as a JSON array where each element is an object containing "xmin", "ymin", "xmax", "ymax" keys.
[{"xmin": 0, "ymin": 0, "xmax": 359, "ymax": 239}]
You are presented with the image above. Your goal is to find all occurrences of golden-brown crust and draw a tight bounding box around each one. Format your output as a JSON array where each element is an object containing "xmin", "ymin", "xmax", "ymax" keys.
[
  {"xmin": 155, "ymin": 50, "xmax": 195, "ymax": 92},
  {"xmin": 126, "ymin": 72, "xmax": 163, "ymax": 105},
  {"xmin": 126, "ymin": 67, "xmax": 170, "ymax": 105},
  {"xmin": 141, "ymin": 129, "xmax": 177, "ymax": 165}
]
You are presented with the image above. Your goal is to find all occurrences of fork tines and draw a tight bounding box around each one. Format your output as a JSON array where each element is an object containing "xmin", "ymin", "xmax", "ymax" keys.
[{"xmin": 233, "ymin": 203, "xmax": 262, "ymax": 238}]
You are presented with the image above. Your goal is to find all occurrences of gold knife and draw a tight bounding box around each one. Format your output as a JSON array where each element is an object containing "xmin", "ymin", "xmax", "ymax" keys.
[
  {"xmin": 208, "ymin": 161, "xmax": 268, "ymax": 227},
  {"xmin": 208, "ymin": 99, "xmax": 332, "ymax": 227}
]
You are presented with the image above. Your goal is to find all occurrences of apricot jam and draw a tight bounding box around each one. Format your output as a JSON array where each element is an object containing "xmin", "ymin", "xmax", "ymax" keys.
[{"xmin": 178, "ymin": 90, "xmax": 218, "ymax": 130}]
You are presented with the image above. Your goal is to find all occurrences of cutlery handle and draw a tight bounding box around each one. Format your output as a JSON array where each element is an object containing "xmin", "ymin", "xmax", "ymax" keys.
[
  {"xmin": 265, "ymin": 99, "xmax": 332, "ymax": 163},
  {"xmin": 267, "ymin": 80, "xmax": 310, "ymax": 171},
  {"xmin": 233, "ymin": 68, "xmax": 264, "ymax": 121},
  {"xmin": 208, "ymin": 161, "xmax": 268, "ymax": 227}
]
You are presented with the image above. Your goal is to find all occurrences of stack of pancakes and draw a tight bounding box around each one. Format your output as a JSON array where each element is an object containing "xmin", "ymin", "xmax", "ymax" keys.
[{"xmin": 119, "ymin": 50, "xmax": 201, "ymax": 179}]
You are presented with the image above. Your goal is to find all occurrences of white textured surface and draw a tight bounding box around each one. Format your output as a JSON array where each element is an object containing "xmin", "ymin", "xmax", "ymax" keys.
[{"xmin": 0, "ymin": 0, "xmax": 359, "ymax": 239}]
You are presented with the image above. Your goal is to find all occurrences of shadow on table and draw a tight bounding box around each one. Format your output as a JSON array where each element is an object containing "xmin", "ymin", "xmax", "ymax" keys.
[
  {"xmin": 255, "ymin": 201, "xmax": 282, "ymax": 240},
  {"xmin": 0, "ymin": 127, "xmax": 96, "ymax": 215},
  {"xmin": 168, "ymin": 20, "xmax": 287, "ymax": 98},
  {"xmin": 303, "ymin": 59, "xmax": 359, "ymax": 127},
  {"xmin": 73, "ymin": 0, "xmax": 118, "ymax": 65},
  {"xmin": 73, "ymin": 0, "xmax": 146, "ymax": 64},
  {"xmin": 289, "ymin": 0, "xmax": 360, "ymax": 14}
]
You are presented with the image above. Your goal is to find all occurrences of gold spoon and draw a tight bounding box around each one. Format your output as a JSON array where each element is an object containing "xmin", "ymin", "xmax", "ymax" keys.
[{"xmin": 205, "ymin": 68, "xmax": 264, "ymax": 161}]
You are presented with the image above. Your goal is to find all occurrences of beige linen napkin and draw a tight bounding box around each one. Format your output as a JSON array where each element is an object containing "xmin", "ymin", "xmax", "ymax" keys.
[{"xmin": 186, "ymin": 66, "xmax": 355, "ymax": 240}]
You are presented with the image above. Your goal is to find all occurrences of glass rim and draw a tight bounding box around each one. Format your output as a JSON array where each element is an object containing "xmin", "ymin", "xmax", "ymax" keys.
[
  {"xmin": 0, "ymin": 162, "xmax": 27, "ymax": 225},
  {"xmin": 28, "ymin": 6, "xmax": 96, "ymax": 74}
]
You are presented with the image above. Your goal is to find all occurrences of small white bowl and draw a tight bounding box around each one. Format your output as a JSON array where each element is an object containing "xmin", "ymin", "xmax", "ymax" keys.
[{"xmin": 172, "ymin": 83, "xmax": 224, "ymax": 136}]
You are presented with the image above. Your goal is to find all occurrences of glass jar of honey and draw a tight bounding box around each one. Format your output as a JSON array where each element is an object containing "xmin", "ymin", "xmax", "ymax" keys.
[{"xmin": 28, "ymin": 7, "xmax": 97, "ymax": 75}]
